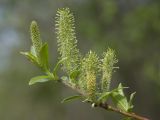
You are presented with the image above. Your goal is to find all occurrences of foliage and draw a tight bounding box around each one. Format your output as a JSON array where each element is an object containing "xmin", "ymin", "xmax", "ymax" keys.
[{"xmin": 21, "ymin": 7, "xmax": 140, "ymax": 119}]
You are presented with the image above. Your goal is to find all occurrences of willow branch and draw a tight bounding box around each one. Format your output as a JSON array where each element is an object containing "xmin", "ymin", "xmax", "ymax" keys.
[
  {"xmin": 95, "ymin": 102, "xmax": 150, "ymax": 120},
  {"xmin": 58, "ymin": 79, "xmax": 150, "ymax": 120}
]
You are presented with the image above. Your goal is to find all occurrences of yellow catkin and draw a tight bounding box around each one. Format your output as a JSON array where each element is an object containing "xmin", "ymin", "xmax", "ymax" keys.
[
  {"xmin": 80, "ymin": 51, "xmax": 99, "ymax": 100},
  {"xmin": 86, "ymin": 71, "xmax": 96, "ymax": 99}
]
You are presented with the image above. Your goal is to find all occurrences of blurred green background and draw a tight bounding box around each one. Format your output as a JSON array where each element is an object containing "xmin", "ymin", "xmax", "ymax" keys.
[{"xmin": 0, "ymin": 0, "xmax": 159, "ymax": 120}]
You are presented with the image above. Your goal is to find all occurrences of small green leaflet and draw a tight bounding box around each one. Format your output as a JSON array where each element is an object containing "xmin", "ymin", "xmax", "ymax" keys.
[
  {"xmin": 97, "ymin": 85, "xmax": 128, "ymax": 103},
  {"xmin": 29, "ymin": 75, "xmax": 50, "ymax": 85},
  {"xmin": 111, "ymin": 83, "xmax": 129, "ymax": 112},
  {"xmin": 20, "ymin": 51, "xmax": 38, "ymax": 64},
  {"xmin": 69, "ymin": 70, "xmax": 80, "ymax": 83},
  {"xmin": 61, "ymin": 76, "xmax": 68, "ymax": 81},
  {"xmin": 39, "ymin": 43, "xmax": 49, "ymax": 70},
  {"xmin": 97, "ymin": 92, "xmax": 111, "ymax": 103},
  {"xmin": 30, "ymin": 46, "xmax": 37, "ymax": 56},
  {"xmin": 128, "ymin": 92, "xmax": 136, "ymax": 111},
  {"xmin": 53, "ymin": 57, "xmax": 67, "ymax": 78},
  {"xmin": 61, "ymin": 95, "xmax": 82, "ymax": 103}
]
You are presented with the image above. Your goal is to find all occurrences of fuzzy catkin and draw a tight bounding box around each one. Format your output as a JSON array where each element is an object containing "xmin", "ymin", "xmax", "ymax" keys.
[
  {"xmin": 80, "ymin": 51, "xmax": 99, "ymax": 100},
  {"xmin": 86, "ymin": 71, "xmax": 96, "ymax": 99},
  {"xmin": 30, "ymin": 21, "xmax": 42, "ymax": 57},
  {"xmin": 101, "ymin": 48, "xmax": 118, "ymax": 92},
  {"xmin": 55, "ymin": 8, "xmax": 80, "ymax": 77}
]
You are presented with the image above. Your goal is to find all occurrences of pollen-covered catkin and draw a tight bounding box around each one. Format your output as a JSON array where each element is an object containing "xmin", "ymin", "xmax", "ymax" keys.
[
  {"xmin": 81, "ymin": 51, "xmax": 99, "ymax": 100},
  {"xmin": 86, "ymin": 71, "xmax": 96, "ymax": 99}
]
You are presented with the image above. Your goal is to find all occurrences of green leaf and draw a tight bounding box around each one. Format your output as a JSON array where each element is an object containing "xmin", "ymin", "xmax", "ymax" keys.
[
  {"xmin": 111, "ymin": 92, "xmax": 129, "ymax": 111},
  {"xmin": 128, "ymin": 92, "xmax": 136, "ymax": 111},
  {"xmin": 39, "ymin": 43, "xmax": 49, "ymax": 70},
  {"xmin": 29, "ymin": 75, "xmax": 50, "ymax": 85},
  {"xmin": 117, "ymin": 83, "xmax": 125, "ymax": 95},
  {"xmin": 61, "ymin": 76, "xmax": 69, "ymax": 81},
  {"xmin": 97, "ymin": 84, "xmax": 128, "ymax": 103},
  {"xmin": 129, "ymin": 92, "xmax": 136, "ymax": 105},
  {"xmin": 111, "ymin": 83, "xmax": 129, "ymax": 111},
  {"xmin": 20, "ymin": 51, "xmax": 38, "ymax": 64},
  {"xmin": 69, "ymin": 70, "xmax": 80, "ymax": 81},
  {"xmin": 98, "ymin": 92, "xmax": 111, "ymax": 103},
  {"xmin": 53, "ymin": 57, "xmax": 67, "ymax": 78},
  {"xmin": 61, "ymin": 95, "xmax": 82, "ymax": 103},
  {"xmin": 30, "ymin": 46, "xmax": 36, "ymax": 56}
]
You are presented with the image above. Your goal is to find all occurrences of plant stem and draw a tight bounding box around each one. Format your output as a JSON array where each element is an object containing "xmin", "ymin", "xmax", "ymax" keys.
[
  {"xmin": 96, "ymin": 102, "xmax": 150, "ymax": 120},
  {"xmin": 58, "ymin": 78, "xmax": 150, "ymax": 120}
]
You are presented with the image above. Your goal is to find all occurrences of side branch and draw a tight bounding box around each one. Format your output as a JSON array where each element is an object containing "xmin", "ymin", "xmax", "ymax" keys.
[
  {"xmin": 59, "ymin": 79, "xmax": 150, "ymax": 120},
  {"xmin": 96, "ymin": 102, "xmax": 150, "ymax": 120}
]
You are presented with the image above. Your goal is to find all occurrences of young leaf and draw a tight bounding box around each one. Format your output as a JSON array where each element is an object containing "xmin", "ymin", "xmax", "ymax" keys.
[
  {"xmin": 111, "ymin": 84, "xmax": 129, "ymax": 111},
  {"xmin": 29, "ymin": 75, "xmax": 50, "ymax": 85},
  {"xmin": 61, "ymin": 76, "xmax": 69, "ymax": 81},
  {"xmin": 30, "ymin": 46, "xmax": 37, "ymax": 56},
  {"xmin": 128, "ymin": 92, "xmax": 136, "ymax": 111},
  {"xmin": 111, "ymin": 92, "xmax": 129, "ymax": 111},
  {"xmin": 117, "ymin": 83, "xmax": 125, "ymax": 95},
  {"xmin": 97, "ymin": 92, "xmax": 111, "ymax": 103},
  {"xmin": 61, "ymin": 95, "xmax": 82, "ymax": 103},
  {"xmin": 39, "ymin": 43, "xmax": 49, "ymax": 70},
  {"xmin": 69, "ymin": 70, "xmax": 80, "ymax": 81},
  {"xmin": 98, "ymin": 84, "xmax": 128, "ymax": 103},
  {"xmin": 20, "ymin": 52, "xmax": 38, "ymax": 64},
  {"xmin": 53, "ymin": 57, "xmax": 67, "ymax": 79}
]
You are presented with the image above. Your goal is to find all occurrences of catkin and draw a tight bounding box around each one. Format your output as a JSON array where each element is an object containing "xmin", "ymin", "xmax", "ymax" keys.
[
  {"xmin": 55, "ymin": 8, "xmax": 80, "ymax": 77},
  {"xmin": 30, "ymin": 21, "xmax": 42, "ymax": 57}
]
